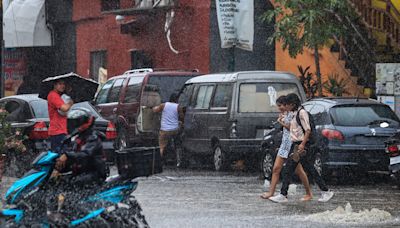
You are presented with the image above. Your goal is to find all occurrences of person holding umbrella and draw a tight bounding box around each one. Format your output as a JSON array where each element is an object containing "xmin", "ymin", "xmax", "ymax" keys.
[{"xmin": 47, "ymin": 79, "xmax": 74, "ymax": 154}]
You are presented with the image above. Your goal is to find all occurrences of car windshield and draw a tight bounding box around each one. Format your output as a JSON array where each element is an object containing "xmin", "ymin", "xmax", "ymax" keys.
[
  {"xmin": 238, "ymin": 82, "xmax": 300, "ymax": 113},
  {"xmin": 330, "ymin": 105, "xmax": 400, "ymax": 126},
  {"xmin": 29, "ymin": 100, "xmax": 101, "ymax": 119},
  {"xmin": 148, "ymin": 75, "xmax": 194, "ymax": 102},
  {"xmin": 30, "ymin": 100, "xmax": 49, "ymax": 118}
]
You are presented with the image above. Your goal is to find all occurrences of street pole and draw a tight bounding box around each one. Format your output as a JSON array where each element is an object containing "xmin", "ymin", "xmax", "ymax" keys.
[
  {"xmin": 229, "ymin": 46, "xmax": 235, "ymax": 72},
  {"xmin": 0, "ymin": 0, "xmax": 3, "ymax": 98}
]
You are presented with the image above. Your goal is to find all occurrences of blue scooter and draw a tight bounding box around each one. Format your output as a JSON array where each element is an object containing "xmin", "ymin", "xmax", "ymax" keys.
[{"xmin": 0, "ymin": 139, "xmax": 149, "ymax": 227}]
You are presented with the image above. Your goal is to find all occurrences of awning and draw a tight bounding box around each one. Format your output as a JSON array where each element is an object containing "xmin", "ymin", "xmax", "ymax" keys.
[{"xmin": 3, "ymin": 0, "xmax": 52, "ymax": 48}]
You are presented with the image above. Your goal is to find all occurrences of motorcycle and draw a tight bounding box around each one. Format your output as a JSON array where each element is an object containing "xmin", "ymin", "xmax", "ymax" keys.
[
  {"xmin": 0, "ymin": 135, "xmax": 149, "ymax": 227},
  {"xmin": 385, "ymin": 132, "xmax": 400, "ymax": 187}
]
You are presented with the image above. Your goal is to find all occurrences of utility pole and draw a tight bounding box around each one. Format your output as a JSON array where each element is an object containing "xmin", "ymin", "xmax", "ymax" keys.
[{"xmin": 0, "ymin": 0, "xmax": 3, "ymax": 98}]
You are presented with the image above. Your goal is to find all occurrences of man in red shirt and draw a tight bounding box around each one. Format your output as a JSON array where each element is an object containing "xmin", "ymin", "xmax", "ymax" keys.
[{"xmin": 47, "ymin": 80, "xmax": 73, "ymax": 153}]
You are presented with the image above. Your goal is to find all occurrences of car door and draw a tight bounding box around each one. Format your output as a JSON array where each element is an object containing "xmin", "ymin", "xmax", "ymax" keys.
[
  {"xmin": 95, "ymin": 78, "xmax": 125, "ymax": 123},
  {"xmin": 117, "ymin": 76, "xmax": 145, "ymax": 137},
  {"xmin": 207, "ymin": 84, "xmax": 233, "ymax": 143},
  {"xmin": 183, "ymin": 84, "xmax": 214, "ymax": 154}
]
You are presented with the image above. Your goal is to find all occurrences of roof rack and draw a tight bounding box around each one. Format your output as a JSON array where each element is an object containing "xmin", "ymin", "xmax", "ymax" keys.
[{"xmin": 124, "ymin": 68, "xmax": 154, "ymax": 74}]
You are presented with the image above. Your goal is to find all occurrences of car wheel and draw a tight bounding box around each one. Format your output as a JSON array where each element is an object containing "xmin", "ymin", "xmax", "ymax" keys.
[
  {"xmin": 261, "ymin": 148, "xmax": 274, "ymax": 180},
  {"xmin": 213, "ymin": 145, "xmax": 227, "ymax": 171},
  {"xmin": 116, "ymin": 128, "xmax": 129, "ymax": 151}
]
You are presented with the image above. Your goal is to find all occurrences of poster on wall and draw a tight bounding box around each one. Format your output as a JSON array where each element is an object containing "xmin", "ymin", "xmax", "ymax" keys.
[
  {"xmin": 4, "ymin": 48, "xmax": 27, "ymax": 96},
  {"xmin": 376, "ymin": 63, "xmax": 400, "ymax": 95},
  {"xmin": 377, "ymin": 96, "xmax": 395, "ymax": 111},
  {"xmin": 216, "ymin": 0, "xmax": 254, "ymax": 51}
]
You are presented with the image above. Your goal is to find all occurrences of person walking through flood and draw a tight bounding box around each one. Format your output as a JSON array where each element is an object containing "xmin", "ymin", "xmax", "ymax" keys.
[
  {"xmin": 47, "ymin": 79, "xmax": 74, "ymax": 154},
  {"xmin": 152, "ymin": 93, "xmax": 184, "ymax": 158},
  {"xmin": 269, "ymin": 93, "xmax": 334, "ymax": 203},
  {"xmin": 260, "ymin": 95, "xmax": 312, "ymax": 201}
]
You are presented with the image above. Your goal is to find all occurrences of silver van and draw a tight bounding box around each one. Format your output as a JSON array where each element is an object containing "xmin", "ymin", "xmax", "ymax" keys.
[{"xmin": 177, "ymin": 71, "xmax": 307, "ymax": 171}]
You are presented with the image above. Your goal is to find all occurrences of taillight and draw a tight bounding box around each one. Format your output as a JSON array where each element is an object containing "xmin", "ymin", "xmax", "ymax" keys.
[
  {"xmin": 386, "ymin": 145, "xmax": 400, "ymax": 157},
  {"xmin": 29, "ymin": 121, "xmax": 48, "ymax": 140},
  {"xmin": 321, "ymin": 129, "xmax": 344, "ymax": 141},
  {"xmin": 106, "ymin": 122, "xmax": 117, "ymax": 140}
]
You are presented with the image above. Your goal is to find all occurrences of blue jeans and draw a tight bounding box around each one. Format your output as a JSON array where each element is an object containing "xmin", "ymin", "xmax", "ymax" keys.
[{"xmin": 49, "ymin": 134, "xmax": 67, "ymax": 154}]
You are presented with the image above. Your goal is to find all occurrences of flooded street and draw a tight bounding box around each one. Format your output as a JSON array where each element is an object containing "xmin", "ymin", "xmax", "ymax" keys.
[{"xmin": 134, "ymin": 168, "xmax": 400, "ymax": 228}]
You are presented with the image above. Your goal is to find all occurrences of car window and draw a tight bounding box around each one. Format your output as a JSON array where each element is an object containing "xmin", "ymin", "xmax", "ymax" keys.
[
  {"xmin": 178, "ymin": 84, "xmax": 194, "ymax": 107},
  {"xmin": 30, "ymin": 100, "xmax": 49, "ymax": 118},
  {"xmin": 148, "ymin": 75, "xmax": 194, "ymax": 102},
  {"xmin": 95, "ymin": 79, "xmax": 115, "ymax": 104},
  {"xmin": 309, "ymin": 104, "xmax": 324, "ymax": 115},
  {"xmin": 72, "ymin": 102, "xmax": 101, "ymax": 118},
  {"xmin": 239, "ymin": 83, "xmax": 300, "ymax": 113},
  {"xmin": 124, "ymin": 76, "xmax": 144, "ymax": 103},
  {"xmin": 211, "ymin": 84, "xmax": 232, "ymax": 108},
  {"xmin": 330, "ymin": 105, "xmax": 400, "ymax": 126},
  {"xmin": 107, "ymin": 78, "xmax": 125, "ymax": 103},
  {"xmin": 195, "ymin": 85, "xmax": 214, "ymax": 109}
]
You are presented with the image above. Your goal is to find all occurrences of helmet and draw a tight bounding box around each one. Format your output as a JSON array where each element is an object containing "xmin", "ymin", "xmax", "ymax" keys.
[{"xmin": 67, "ymin": 108, "xmax": 95, "ymax": 134}]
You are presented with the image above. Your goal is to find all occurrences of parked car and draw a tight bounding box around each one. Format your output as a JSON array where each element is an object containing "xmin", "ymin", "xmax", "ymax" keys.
[
  {"xmin": 0, "ymin": 94, "xmax": 117, "ymax": 175},
  {"xmin": 177, "ymin": 71, "xmax": 307, "ymax": 171},
  {"xmin": 93, "ymin": 68, "xmax": 200, "ymax": 150},
  {"xmin": 261, "ymin": 97, "xmax": 400, "ymax": 179}
]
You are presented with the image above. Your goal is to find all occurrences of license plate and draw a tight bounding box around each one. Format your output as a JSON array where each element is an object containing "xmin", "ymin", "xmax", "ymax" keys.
[{"xmin": 390, "ymin": 156, "xmax": 400, "ymax": 165}]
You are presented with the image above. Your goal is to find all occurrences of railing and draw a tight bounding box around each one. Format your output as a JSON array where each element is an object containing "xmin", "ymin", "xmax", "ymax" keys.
[{"xmin": 349, "ymin": 0, "xmax": 400, "ymax": 48}]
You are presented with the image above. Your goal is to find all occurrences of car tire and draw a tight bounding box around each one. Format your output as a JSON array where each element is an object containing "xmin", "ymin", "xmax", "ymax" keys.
[
  {"xmin": 261, "ymin": 148, "xmax": 274, "ymax": 181},
  {"xmin": 213, "ymin": 145, "xmax": 227, "ymax": 171},
  {"xmin": 116, "ymin": 127, "xmax": 130, "ymax": 151}
]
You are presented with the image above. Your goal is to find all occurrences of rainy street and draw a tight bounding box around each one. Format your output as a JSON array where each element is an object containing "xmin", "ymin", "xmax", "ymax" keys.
[{"xmin": 133, "ymin": 167, "xmax": 400, "ymax": 228}]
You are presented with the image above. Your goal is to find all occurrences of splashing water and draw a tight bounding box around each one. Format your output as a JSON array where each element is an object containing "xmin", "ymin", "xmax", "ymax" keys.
[{"xmin": 304, "ymin": 202, "xmax": 393, "ymax": 224}]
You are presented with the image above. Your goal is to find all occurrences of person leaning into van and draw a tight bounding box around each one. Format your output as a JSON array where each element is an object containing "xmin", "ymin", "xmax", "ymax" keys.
[
  {"xmin": 269, "ymin": 93, "xmax": 334, "ymax": 203},
  {"xmin": 152, "ymin": 93, "xmax": 184, "ymax": 157}
]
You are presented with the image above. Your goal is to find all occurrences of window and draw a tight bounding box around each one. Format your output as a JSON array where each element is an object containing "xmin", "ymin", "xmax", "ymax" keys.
[
  {"xmin": 148, "ymin": 75, "xmax": 194, "ymax": 102},
  {"xmin": 178, "ymin": 84, "xmax": 194, "ymax": 107},
  {"xmin": 101, "ymin": 0, "xmax": 120, "ymax": 11},
  {"xmin": 95, "ymin": 79, "xmax": 114, "ymax": 104},
  {"xmin": 30, "ymin": 100, "xmax": 48, "ymax": 118},
  {"xmin": 90, "ymin": 50, "xmax": 107, "ymax": 82},
  {"xmin": 131, "ymin": 50, "xmax": 152, "ymax": 69},
  {"xmin": 239, "ymin": 83, "xmax": 300, "ymax": 113},
  {"xmin": 211, "ymin": 84, "xmax": 232, "ymax": 108},
  {"xmin": 195, "ymin": 85, "xmax": 214, "ymax": 109},
  {"xmin": 107, "ymin": 78, "xmax": 125, "ymax": 103},
  {"xmin": 330, "ymin": 105, "xmax": 400, "ymax": 126},
  {"xmin": 309, "ymin": 104, "xmax": 325, "ymax": 115},
  {"xmin": 124, "ymin": 76, "xmax": 145, "ymax": 103}
]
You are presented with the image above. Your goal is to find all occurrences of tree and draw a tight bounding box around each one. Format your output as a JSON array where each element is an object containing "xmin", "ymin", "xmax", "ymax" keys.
[
  {"xmin": 298, "ymin": 65, "xmax": 317, "ymax": 98},
  {"xmin": 264, "ymin": 0, "xmax": 352, "ymax": 96}
]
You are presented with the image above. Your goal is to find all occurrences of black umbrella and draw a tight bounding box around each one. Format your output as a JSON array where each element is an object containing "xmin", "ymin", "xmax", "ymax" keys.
[{"xmin": 39, "ymin": 72, "xmax": 99, "ymax": 103}]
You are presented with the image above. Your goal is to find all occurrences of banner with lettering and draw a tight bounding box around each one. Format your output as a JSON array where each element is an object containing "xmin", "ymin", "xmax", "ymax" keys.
[{"xmin": 216, "ymin": 0, "xmax": 254, "ymax": 51}]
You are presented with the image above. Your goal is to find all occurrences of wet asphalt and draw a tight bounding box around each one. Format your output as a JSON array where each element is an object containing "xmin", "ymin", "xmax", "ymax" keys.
[
  {"xmin": 133, "ymin": 167, "xmax": 400, "ymax": 228},
  {"xmin": 2, "ymin": 167, "xmax": 400, "ymax": 227}
]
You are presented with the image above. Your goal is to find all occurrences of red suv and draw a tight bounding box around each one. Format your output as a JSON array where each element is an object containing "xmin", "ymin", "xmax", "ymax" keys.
[{"xmin": 93, "ymin": 68, "xmax": 200, "ymax": 150}]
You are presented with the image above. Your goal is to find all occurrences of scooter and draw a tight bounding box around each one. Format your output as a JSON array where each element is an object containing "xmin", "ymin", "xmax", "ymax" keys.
[
  {"xmin": 0, "ymin": 136, "xmax": 149, "ymax": 227},
  {"xmin": 385, "ymin": 132, "xmax": 400, "ymax": 187}
]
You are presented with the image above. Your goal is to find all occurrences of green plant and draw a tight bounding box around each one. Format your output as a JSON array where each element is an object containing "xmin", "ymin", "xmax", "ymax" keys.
[
  {"xmin": 323, "ymin": 73, "xmax": 348, "ymax": 96},
  {"xmin": 263, "ymin": 0, "xmax": 353, "ymax": 96},
  {"xmin": 298, "ymin": 65, "xmax": 318, "ymax": 98}
]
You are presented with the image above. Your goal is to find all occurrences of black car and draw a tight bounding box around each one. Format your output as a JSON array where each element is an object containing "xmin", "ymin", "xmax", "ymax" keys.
[
  {"xmin": 0, "ymin": 94, "xmax": 117, "ymax": 175},
  {"xmin": 261, "ymin": 97, "xmax": 400, "ymax": 179}
]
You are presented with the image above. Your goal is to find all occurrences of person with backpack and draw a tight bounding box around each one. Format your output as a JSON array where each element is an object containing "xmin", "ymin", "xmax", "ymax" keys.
[{"xmin": 269, "ymin": 93, "xmax": 334, "ymax": 203}]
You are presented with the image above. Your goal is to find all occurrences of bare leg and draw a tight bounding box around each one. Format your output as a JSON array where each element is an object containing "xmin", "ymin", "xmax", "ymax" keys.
[
  {"xmin": 295, "ymin": 164, "xmax": 313, "ymax": 201},
  {"xmin": 261, "ymin": 156, "xmax": 285, "ymax": 199}
]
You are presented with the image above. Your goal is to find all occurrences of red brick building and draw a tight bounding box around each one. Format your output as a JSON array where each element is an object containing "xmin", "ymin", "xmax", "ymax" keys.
[{"xmin": 73, "ymin": 0, "xmax": 275, "ymax": 81}]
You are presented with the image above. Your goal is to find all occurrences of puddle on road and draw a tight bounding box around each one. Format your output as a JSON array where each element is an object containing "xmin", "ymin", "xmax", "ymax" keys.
[{"xmin": 302, "ymin": 202, "xmax": 394, "ymax": 225}]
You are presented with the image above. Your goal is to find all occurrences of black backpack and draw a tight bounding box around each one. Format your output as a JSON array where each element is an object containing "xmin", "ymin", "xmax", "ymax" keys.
[{"xmin": 295, "ymin": 107, "xmax": 316, "ymax": 145}]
